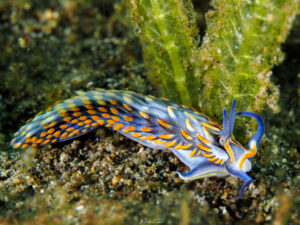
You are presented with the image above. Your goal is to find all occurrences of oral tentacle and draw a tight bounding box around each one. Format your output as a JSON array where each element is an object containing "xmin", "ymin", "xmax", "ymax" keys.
[
  {"xmin": 235, "ymin": 111, "xmax": 265, "ymax": 149},
  {"xmin": 228, "ymin": 98, "xmax": 236, "ymax": 136},
  {"xmin": 220, "ymin": 98, "xmax": 236, "ymax": 143}
]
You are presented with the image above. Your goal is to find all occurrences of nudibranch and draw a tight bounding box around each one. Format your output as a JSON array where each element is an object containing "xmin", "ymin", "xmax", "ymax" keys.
[{"xmin": 11, "ymin": 89, "xmax": 264, "ymax": 199}]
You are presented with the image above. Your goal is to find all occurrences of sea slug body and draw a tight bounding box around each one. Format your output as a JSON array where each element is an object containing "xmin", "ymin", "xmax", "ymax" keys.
[{"xmin": 11, "ymin": 89, "xmax": 265, "ymax": 199}]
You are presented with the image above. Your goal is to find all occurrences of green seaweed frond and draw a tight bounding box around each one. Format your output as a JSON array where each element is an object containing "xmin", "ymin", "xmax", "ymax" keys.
[
  {"xmin": 196, "ymin": 0, "xmax": 299, "ymax": 117},
  {"xmin": 128, "ymin": 0, "xmax": 201, "ymax": 107},
  {"xmin": 128, "ymin": 0, "xmax": 299, "ymax": 119}
]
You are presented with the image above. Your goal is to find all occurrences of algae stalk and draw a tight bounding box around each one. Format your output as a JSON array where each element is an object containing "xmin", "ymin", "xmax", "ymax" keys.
[
  {"xmin": 196, "ymin": 0, "xmax": 299, "ymax": 118},
  {"xmin": 129, "ymin": 0, "xmax": 201, "ymax": 107}
]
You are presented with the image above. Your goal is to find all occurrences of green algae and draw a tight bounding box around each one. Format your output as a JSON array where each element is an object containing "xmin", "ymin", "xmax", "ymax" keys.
[
  {"xmin": 196, "ymin": 0, "xmax": 298, "ymax": 117},
  {"xmin": 128, "ymin": 0, "xmax": 299, "ymax": 120},
  {"xmin": 128, "ymin": 0, "xmax": 200, "ymax": 107},
  {"xmin": 0, "ymin": 0, "xmax": 299, "ymax": 224}
]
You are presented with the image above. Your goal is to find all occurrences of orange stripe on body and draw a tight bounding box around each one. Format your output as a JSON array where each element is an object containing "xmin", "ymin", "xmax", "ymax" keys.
[
  {"xmin": 197, "ymin": 143, "xmax": 210, "ymax": 152},
  {"xmin": 230, "ymin": 138, "xmax": 246, "ymax": 150},
  {"xmin": 158, "ymin": 134, "xmax": 174, "ymax": 139},
  {"xmin": 211, "ymin": 121, "xmax": 222, "ymax": 129},
  {"xmin": 91, "ymin": 115, "xmax": 101, "ymax": 121},
  {"xmin": 99, "ymin": 107, "xmax": 108, "ymax": 112},
  {"xmin": 131, "ymin": 132, "xmax": 141, "ymax": 138},
  {"xmin": 36, "ymin": 139, "xmax": 43, "ymax": 144},
  {"xmin": 174, "ymin": 144, "xmax": 182, "ymax": 150},
  {"xmin": 40, "ymin": 131, "xmax": 47, "ymax": 137},
  {"xmin": 157, "ymin": 119, "xmax": 171, "ymax": 128},
  {"xmin": 63, "ymin": 117, "xmax": 72, "ymax": 122},
  {"xmin": 189, "ymin": 149, "xmax": 197, "ymax": 157},
  {"xmin": 238, "ymin": 141, "xmax": 256, "ymax": 169},
  {"xmin": 67, "ymin": 127, "xmax": 74, "ymax": 132},
  {"xmin": 181, "ymin": 129, "xmax": 192, "ymax": 140},
  {"xmin": 109, "ymin": 99, "xmax": 117, "ymax": 105},
  {"xmin": 154, "ymin": 139, "xmax": 165, "ymax": 145},
  {"xmin": 73, "ymin": 112, "xmax": 81, "ymax": 117},
  {"xmin": 225, "ymin": 139, "xmax": 235, "ymax": 163},
  {"xmin": 107, "ymin": 120, "xmax": 115, "ymax": 125},
  {"xmin": 165, "ymin": 140, "xmax": 176, "ymax": 148},
  {"xmin": 180, "ymin": 143, "xmax": 192, "ymax": 149},
  {"xmin": 140, "ymin": 136, "xmax": 147, "ymax": 140},
  {"xmin": 85, "ymin": 104, "xmax": 93, "ymax": 109},
  {"xmin": 46, "ymin": 134, "xmax": 52, "ymax": 139},
  {"xmin": 84, "ymin": 120, "xmax": 92, "ymax": 124},
  {"xmin": 141, "ymin": 127, "xmax": 151, "ymax": 132},
  {"xmin": 97, "ymin": 119, "xmax": 105, "ymax": 125},
  {"xmin": 61, "ymin": 133, "xmax": 68, "ymax": 139},
  {"xmin": 43, "ymin": 140, "xmax": 50, "ymax": 145},
  {"xmin": 31, "ymin": 136, "xmax": 38, "ymax": 143},
  {"xmin": 123, "ymin": 126, "xmax": 135, "ymax": 133},
  {"xmin": 14, "ymin": 143, "xmax": 21, "ymax": 148},
  {"xmin": 22, "ymin": 143, "xmax": 29, "ymax": 148},
  {"xmin": 208, "ymin": 157, "xmax": 217, "ymax": 162},
  {"xmin": 110, "ymin": 108, "xmax": 119, "ymax": 115},
  {"xmin": 123, "ymin": 103, "xmax": 132, "ymax": 111},
  {"xmin": 202, "ymin": 152, "xmax": 213, "ymax": 158},
  {"xmin": 49, "ymin": 121, "xmax": 57, "ymax": 127},
  {"xmin": 79, "ymin": 116, "xmax": 87, "ymax": 121},
  {"xmin": 113, "ymin": 123, "xmax": 124, "ymax": 130},
  {"xmin": 82, "ymin": 100, "xmax": 91, "ymax": 105},
  {"xmin": 102, "ymin": 113, "xmax": 110, "ymax": 119},
  {"xmin": 77, "ymin": 122, "xmax": 86, "ymax": 128},
  {"xmin": 87, "ymin": 110, "xmax": 97, "ymax": 115},
  {"xmin": 123, "ymin": 115, "xmax": 133, "ymax": 122},
  {"xmin": 112, "ymin": 116, "xmax": 120, "ymax": 121},
  {"xmin": 98, "ymin": 100, "xmax": 106, "ymax": 105},
  {"xmin": 197, "ymin": 134, "xmax": 210, "ymax": 145},
  {"xmin": 53, "ymin": 131, "xmax": 61, "ymax": 138},
  {"xmin": 201, "ymin": 122, "xmax": 220, "ymax": 132},
  {"xmin": 203, "ymin": 127, "xmax": 210, "ymax": 139},
  {"xmin": 215, "ymin": 159, "xmax": 222, "ymax": 164},
  {"xmin": 71, "ymin": 119, "xmax": 79, "ymax": 124},
  {"xmin": 146, "ymin": 135, "xmax": 156, "ymax": 141},
  {"xmin": 185, "ymin": 119, "xmax": 194, "ymax": 132},
  {"xmin": 140, "ymin": 112, "xmax": 150, "ymax": 119}
]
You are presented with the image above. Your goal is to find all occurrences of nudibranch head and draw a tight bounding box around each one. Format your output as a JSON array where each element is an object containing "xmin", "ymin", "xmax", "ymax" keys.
[{"xmin": 218, "ymin": 98, "xmax": 265, "ymax": 199}]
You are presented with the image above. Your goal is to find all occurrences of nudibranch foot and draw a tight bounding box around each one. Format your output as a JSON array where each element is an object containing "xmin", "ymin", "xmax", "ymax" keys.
[{"xmin": 226, "ymin": 162, "xmax": 253, "ymax": 200}]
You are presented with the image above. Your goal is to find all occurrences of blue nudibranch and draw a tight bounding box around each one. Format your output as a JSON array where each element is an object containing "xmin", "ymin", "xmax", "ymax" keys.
[{"xmin": 11, "ymin": 89, "xmax": 265, "ymax": 199}]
